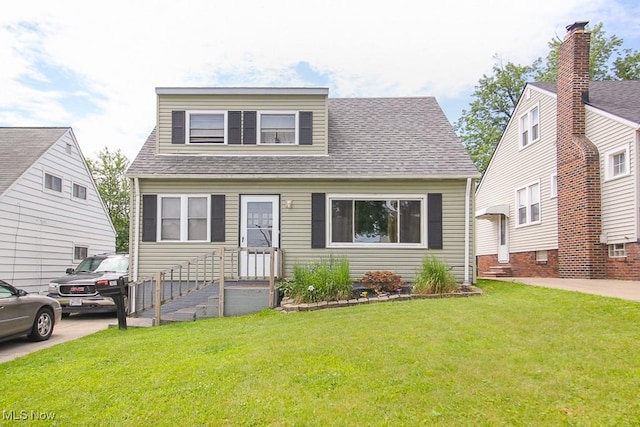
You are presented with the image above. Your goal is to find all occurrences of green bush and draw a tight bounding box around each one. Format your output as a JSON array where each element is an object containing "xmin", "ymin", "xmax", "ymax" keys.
[
  {"xmin": 278, "ymin": 256, "xmax": 352, "ymax": 303},
  {"xmin": 360, "ymin": 270, "xmax": 403, "ymax": 293},
  {"xmin": 412, "ymin": 255, "xmax": 457, "ymax": 294}
]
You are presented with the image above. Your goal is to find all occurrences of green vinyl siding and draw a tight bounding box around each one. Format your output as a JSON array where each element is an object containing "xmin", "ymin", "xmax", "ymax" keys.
[
  {"xmin": 133, "ymin": 179, "xmax": 473, "ymax": 283},
  {"xmin": 157, "ymin": 94, "xmax": 328, "ymax": 155}
]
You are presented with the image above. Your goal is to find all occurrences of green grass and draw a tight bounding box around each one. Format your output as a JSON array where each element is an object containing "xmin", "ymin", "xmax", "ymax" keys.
[{"xmin": 2, "ymin": 280, "xmax": 640, "ymax": 426}]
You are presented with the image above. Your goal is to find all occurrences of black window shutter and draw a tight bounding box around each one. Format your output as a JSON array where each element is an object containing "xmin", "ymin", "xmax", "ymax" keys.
[
  {"xmin": 299, "ymin": 111, "xmax": 313, "ymax": 145},
  {"xmin": 142, "ymin": 195, "xmax": 157, "ymax": 242},
  {"xmin": 311, "ymin": 193, "xmax": 326, "ymax": 248},
  {"xmin": 172, "ymin": 111, "xmax": 185, "ymax": 144},
  {"xmin": 228, "ymin": 111, "xmax": 241, "ymax": 144},
  {"xmin": 211, "ymin": 195, "xmax": 226, "ymax": 242},
  {"xmin": 427, "ymin": 193, "xmax": 443, "ymax": 249},
  {"xmin": 243, "ymin": 111, "xmax": 257, "ymax": 144}
]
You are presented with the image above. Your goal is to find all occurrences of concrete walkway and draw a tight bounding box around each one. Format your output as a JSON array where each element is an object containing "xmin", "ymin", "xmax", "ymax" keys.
[{"xmin": 486, "ymin": 277, "xmax": 640, "ymax": 302}]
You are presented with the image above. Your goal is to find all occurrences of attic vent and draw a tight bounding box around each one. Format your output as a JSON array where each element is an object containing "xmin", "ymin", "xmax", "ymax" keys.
[{"xmin": 66, "ymin": 143, "xmax": 72, "ymax": 154}]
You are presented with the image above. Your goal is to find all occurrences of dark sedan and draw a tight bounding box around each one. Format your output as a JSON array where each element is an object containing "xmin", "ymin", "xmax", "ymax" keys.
[{"xmin": 0, "ymin": 280, "xmax": 62, "ymax": 342}]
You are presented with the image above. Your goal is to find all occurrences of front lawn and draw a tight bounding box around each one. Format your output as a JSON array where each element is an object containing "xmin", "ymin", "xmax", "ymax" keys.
[{"xmin": 2, "ymin": 280, "xmax": 640, "ymax": 425}]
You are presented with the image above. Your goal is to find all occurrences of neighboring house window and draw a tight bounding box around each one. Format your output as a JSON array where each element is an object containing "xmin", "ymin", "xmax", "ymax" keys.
[
  {"xmin": 519, "ymin": 105, "xmax": 540, "ymax": 148},
  {"xmin": 536, "ymin": 250, "xmax": 548, "ymax": 262},
  {"xmin": 74, "ymin": 246, "xmax": 88, "ymax": 261},
  {"xmin": 258, "ymin": 111, "xmax": 297, "ymax": 144},
  {"xmin": 187, "ymin": 111, "xmax": 226, "ymax": 144},
  {"xmin": 328, "ymin": 195, "xmax": 424, "ymax": 246},
  {"xmin": 550, "ymin": 174, "xmax": 557, "ymax": 198},
  {"xmin": 73, "ymin": 183, "xmax": 87, "ymax": 200},
  {"xmin": 159, "ymin": 195, "xmax": 210, "ymax": 242},
  {"xmin": 608, "ymin": 243, "xmax": 626, "ymax": 258},
  {"xmin": 604, "ymin": 145, "xmax": 630, "ymax": 180},
  {"xmin": 516, "ymin": 182, "xmax": 540, "ymax": 226},
  {"xmin": 44, "ymin": 172, "xmax": 63, "ymax": 193}
]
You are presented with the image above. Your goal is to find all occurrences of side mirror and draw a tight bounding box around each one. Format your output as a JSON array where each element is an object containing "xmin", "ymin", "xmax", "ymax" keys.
[
  {"xmin": 66, "ymin": 268, "xmax": 75, "ymax": 274},
  {"xmin": 17, "ymin": 289, "xmax": 28, "ymax": 297}
]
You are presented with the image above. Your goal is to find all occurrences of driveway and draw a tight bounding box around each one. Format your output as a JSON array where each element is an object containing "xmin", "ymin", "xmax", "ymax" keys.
[
  {"xmin": 0, "ymin": 313, "xmax": 113, "ymax": 364},
  {"xmin": 487, "ymin": 277, "xmax": 640, "ymax": 302}
]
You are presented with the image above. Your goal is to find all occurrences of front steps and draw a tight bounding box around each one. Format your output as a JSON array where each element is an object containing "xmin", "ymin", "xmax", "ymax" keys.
[{"xmin": 481, "ymin": 264, "xmax": 513, "ymax": 278}]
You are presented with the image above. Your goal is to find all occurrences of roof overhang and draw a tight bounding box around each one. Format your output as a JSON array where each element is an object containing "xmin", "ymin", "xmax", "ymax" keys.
[
  {"xmin": 475, "ymin": 204, "xmax": 510, "ymax": 218},
  {"xmin": 155, "ymin": 87, "xmax": 329, "ymax": 96}
]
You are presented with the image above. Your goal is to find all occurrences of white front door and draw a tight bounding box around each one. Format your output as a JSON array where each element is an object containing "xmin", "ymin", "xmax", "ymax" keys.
[
  {"xmin": 240, "ymin": 195, "xmax": 280, "ymax": 277},
  {"xmin": 497, "ymin": 214, "xmax": 509, "ymax": 263}
]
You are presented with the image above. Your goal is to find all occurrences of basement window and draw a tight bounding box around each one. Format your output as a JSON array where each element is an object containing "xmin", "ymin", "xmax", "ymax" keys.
[
  {"xmin": 536, "ymin": 250, "xmax": 548, "ymax": 262},
  {"xmin": 608, "ymin": 243, "xmax": 626, "ymax": 258}
]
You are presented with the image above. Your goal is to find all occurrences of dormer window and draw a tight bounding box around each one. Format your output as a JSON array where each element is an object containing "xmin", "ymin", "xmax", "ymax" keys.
[
  {"xmin": 519, "ymin": 105, "xmax": 540, "ymax": 149},
  {"xmin": 187, "ymin": 111, "xmax": 226, "ymax": 144},
  {"xmin": 259, "ymin": 112, "xmax": 297, "ymax": 144}
]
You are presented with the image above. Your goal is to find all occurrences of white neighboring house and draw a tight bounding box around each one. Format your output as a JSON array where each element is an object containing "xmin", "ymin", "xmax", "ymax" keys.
[{"xmin": 0, "ymin": 128, "xmax": 116, "ymax": 293}]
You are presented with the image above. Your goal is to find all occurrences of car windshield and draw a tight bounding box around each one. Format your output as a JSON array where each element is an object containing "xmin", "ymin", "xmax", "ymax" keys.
[{"xmin": 75, "ymin": 257, "xmax": 128, "ymax": 274}]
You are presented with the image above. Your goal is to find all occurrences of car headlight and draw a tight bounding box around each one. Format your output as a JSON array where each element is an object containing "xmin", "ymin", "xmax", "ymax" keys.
[{"xmin": 48, "ymin": 282, "xmax": 60, "ymax": 293}]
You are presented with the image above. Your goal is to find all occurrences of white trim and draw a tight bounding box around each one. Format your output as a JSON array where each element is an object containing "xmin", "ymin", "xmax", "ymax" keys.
[
  {"xmin": 156, "ymin": 194, "xmax": 211, "ymax": 243},
  {"xmin": 73, "ymin": 245, "xmax": 89, "ymax": 262},
  {"xmin": 463, "ymin": 178, "xmax": 472, "ymax": 285},
  {"xmin": 127, "ymin": 173, "xmax": 481, "ymax": 180},
  {"xmin": 514, "ymin": 180, "xmax": 541, "ymax": 228},
  {"xmin": 156, "ymin": 87, "xmax": 329, "ymax": 96},
  {"xmin": 326, "ymin": 193, "xmax": 427, "ymax": 248},
  {"xmin": 518, "ymin": 103, "xmax": 540, "ymax": 150},
  {"xmin": 186, "ymin": 110, "xmax": 228, "ymax": 145},
  {"xmin": 257, "ymin": 111, "xmax": 299, "ymax": 145},
  {"xmin": 604, "ymin": 144, "xmax": 630, "ymax": 182},
  {"xmin": 43, "ymin": 170, "xmax": 64, "ymax": 196},
  {"xmin": 71, "ymin": 181, "xmax": 88, "ymax": 202},
  {"xmin": 549, "ymin": 173, "xmax": 558, "ymax": 199},
  {"xmin": 133, "ymin": 177, "xmax": 140, "ymax": 281}
]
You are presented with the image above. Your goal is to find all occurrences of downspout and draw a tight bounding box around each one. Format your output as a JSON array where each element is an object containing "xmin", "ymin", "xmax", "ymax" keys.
[
  {"xmin": 133, "ymin": 177, "xmax": 140, "ymax": 281},
  {"xmin": 463, "ymin": 177, "xmax": 472, "ymax": 286}
]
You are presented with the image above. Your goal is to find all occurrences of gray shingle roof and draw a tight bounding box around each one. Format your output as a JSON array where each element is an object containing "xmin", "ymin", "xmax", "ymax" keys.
[
  {"xmin": 128, "ymin": 97, "xmax": 479, "ymax": 179},
  {"xmin": 530, "ymin": 80, "xmax": 640, "ymax": 125},
  {"xmin": 0, "ymin": 127, "xmax": 69, "ymax": 195}
]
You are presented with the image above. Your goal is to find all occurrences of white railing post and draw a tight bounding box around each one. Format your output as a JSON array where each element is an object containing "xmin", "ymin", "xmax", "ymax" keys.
[
  {"xmin": 219, "ymin": 248, "xmax": 225, "ymax": 317},
  {"xmin": 269, "ymin": 248, "xmax": 275, "ymax": 308},
  {"xmin": 154, "ymin": 272, "xmax": 162, "ymax": 326}
]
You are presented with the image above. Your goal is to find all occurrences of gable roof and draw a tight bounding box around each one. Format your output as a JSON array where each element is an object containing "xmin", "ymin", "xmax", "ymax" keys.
[
  {"xmin": 127, "ymin": 97, "xmax": 480, "ymax": 179},
  {"xmin": 530, "ymin": 80, "xmax": 640, "ymax": 126},
  {"xmin": 0, "ymin": 127, "xmax": 69, "ymax": 195}
]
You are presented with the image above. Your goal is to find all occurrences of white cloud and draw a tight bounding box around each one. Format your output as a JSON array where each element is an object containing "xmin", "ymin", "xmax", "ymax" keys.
[{"xmin": 0, "ymin": 0, "xmax": 637, "ymax": 160}]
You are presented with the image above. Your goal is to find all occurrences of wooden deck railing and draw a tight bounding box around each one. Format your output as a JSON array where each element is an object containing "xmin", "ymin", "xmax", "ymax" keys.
[{"xmin": 127, "ymin": 247, "xmax": 283, "ymax": 324}]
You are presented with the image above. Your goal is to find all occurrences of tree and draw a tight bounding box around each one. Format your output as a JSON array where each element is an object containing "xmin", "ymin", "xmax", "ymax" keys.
[
  {"xmin": 87, "ymin": 148, "xmax": 130, "ymax": 252},
  {"xmin": 456, "ymin": 22, "xmax": 640, "ymax": 175}
]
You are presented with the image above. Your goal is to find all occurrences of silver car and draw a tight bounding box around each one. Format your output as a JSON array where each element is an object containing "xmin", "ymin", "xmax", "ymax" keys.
[{"xmin": 0, "ymin": 280, "xmax": 62, "ymax": 342}]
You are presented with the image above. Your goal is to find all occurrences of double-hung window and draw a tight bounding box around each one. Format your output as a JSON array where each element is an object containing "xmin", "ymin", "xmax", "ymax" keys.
[
  {"xmin": 159, "ymin": 195, "xmax": 210, "ymax": 242},
  {"xmin": 519, "ymin": 105, "xmax": 540, "ymax": 148},
  {"xmin": 258, "ymin": 111, "xmax": 297, "ymax": 144},
  {"xmin": 329, "ymin": 195, "xmax": 424, "ymax": 246},
  {"xmin": 604, "ymin": 145, "xmax": 630, "ymax": 181},
  {"xmin": 516, "ymin": 182, "xmax": 540, "ymax": 226},
  {"xmin": 187, "ymin": 111, "xmax": 226, "ymax": 144}
]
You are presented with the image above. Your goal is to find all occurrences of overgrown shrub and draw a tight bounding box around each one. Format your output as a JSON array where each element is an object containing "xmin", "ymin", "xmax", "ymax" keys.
[
  {"xmin": 412, "ymin": 255, "xmax": 457, "ymax": 294},
  {"xmin": 360, "ymin": 270, "xmax": 403, "ymax": 293},
  {"xmin": 278, "ymin": 256, "xmax": 352, "ymax": 303}
]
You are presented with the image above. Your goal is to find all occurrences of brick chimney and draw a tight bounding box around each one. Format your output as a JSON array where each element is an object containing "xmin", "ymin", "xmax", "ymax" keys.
[{"xmin": 556, "ymin": 21, "xmax": 606, "ymax": 278}]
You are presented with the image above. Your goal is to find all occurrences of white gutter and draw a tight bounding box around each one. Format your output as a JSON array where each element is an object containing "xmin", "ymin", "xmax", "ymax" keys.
[
  {"xmin": 133, "ymin": 177, "xmax": 140, "ymax": 281},
  {"xmin": 463, "ymin": 178, "xmax": 472, "ymax": 286}
]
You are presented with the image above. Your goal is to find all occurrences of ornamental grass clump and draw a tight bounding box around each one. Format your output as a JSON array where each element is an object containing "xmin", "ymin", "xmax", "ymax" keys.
[
  {"xmin": 412, "ymin": 255, "xmax": 457, "ymax": 294},
  {"xmin": 278, "ymin": 256, "xmax": 352, "ymax": 303}
]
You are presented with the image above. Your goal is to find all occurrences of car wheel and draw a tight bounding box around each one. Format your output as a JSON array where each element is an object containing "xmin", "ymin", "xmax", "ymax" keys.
[{"xmin": 28, "ymin": 308, "xmax": 54, "ymax": 342}]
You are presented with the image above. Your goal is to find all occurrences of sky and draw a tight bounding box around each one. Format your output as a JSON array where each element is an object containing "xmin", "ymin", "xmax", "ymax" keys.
[{"xmin": 1, "ymin": 0, "xmax": 639, "ymax": 161}]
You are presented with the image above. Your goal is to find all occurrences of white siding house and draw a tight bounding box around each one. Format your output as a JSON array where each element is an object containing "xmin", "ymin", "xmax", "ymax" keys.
[{"xmin": 0, "ymin": 128, "xmax": 116, "ymax": 293}]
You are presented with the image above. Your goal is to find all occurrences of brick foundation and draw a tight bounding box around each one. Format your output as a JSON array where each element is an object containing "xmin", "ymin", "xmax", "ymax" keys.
[{"xmin": 606, "ymin": 242, "xmax": 640, "ymax": 280}]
